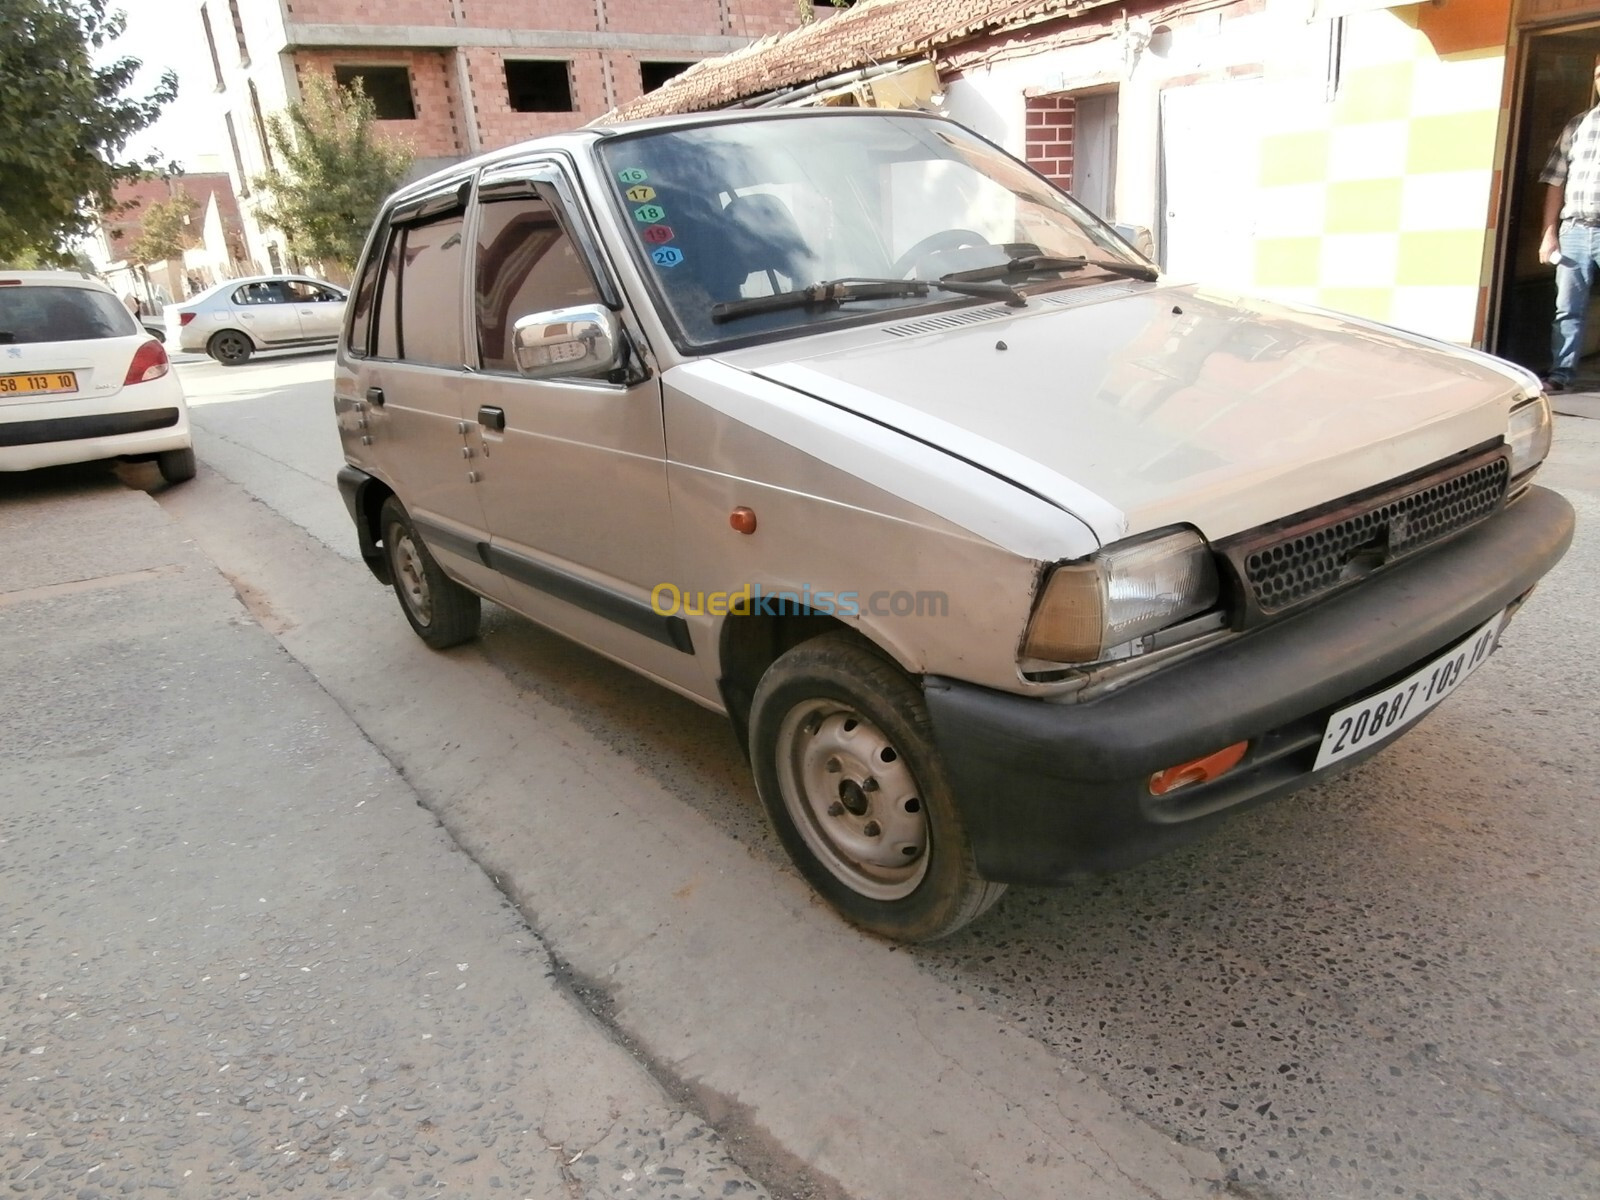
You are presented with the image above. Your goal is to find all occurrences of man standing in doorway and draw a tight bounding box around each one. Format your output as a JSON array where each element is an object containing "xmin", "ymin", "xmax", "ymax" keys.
[{"xmin": 1539, "ymin": 57, "xmax": 1600, "ymax": 393}]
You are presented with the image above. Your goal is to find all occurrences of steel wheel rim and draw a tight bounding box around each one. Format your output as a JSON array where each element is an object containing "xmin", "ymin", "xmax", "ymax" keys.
[
  {"xmin": 216, "ymin": 333, "xmax": 248, "ymax": 361},
  {"xmin": 774, "ymin": 699, "xmax": 929, "ymax": 900},
  {"xmin": 390, "ymin": 527, "xmax": 433, "ymax": 625}
]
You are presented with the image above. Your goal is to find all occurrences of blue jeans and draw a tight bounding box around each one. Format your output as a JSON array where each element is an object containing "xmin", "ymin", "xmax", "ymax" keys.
[{"xmin": 1550, "ymin": 221, "xmax": 1600, "ymax": 383}]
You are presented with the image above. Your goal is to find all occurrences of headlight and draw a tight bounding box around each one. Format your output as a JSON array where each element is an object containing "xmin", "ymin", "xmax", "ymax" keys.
[
  {"xmin": 1022, "ymin": 528, "xmax": 1220, "ymax": 664},
  {"xmin": 1508, "ymin": 394, "xmax": 1552, "ymax": 480}
]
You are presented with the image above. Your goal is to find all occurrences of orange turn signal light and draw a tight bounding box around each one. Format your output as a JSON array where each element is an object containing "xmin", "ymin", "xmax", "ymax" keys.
[
  {"xmin": 1148, "ymin": 741, "xmax": 1249, "ymax": 797},
  {"xmin": 730, "ymin": 506, "xmax": 757, "ymax": 535}
]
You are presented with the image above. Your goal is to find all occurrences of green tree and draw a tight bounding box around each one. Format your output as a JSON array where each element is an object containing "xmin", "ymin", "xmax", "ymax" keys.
[
  {"xmin": 0, "ymin": 0, "xmax": 176, "ymax": 262},
  {"xmin": 252, "ymin": 75, "xmax": 414, "ymax": 274},
  {"xmin": 126, "ymin": 190, "xmax": 198, "ymax": 263}
]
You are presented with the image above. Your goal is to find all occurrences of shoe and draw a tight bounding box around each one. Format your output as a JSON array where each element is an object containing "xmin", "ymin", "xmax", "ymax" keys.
[{"xmin": 1544, "ymin": 377, "xmax": 1569, "ymax": 393}]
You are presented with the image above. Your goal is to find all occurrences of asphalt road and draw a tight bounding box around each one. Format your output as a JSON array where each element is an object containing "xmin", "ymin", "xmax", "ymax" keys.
[{"xmin": 168, "ymin": 347, "xmax": 1600, "ymax": 1199}]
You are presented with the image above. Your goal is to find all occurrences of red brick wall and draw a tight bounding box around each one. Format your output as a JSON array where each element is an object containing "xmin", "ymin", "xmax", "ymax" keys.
[
  {"xmin": 295, "ymin": 50, "xmax": 463, "ymax": 158},
  {"xmin": 467, "ymin": 47, "xmax": 608, "ymax": 145},
  {"xmin": 1025, "ymin": 95, "xmax": 1075, "ymax": 192},
  {"xmin": 284, "ymin": 0, "xmax": 797, "ymax": 35},
  {"xmin": 285, "ymin": 0, "xmax": 457, "ymax": 22}
]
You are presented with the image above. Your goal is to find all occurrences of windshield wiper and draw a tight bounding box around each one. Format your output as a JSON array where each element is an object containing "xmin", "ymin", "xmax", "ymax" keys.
[
  {"xmin": 710, "ymin": 275, "xmax": 1025, "ymax": 323},
  {"xmin": 942, "ymin": 254, "xmax": 1159, "ymax": 285}
]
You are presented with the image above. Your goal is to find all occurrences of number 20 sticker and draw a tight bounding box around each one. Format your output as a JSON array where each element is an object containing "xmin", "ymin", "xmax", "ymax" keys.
[{"xmin": 651, "ymin": 246, "xmax": 685, "ymax": 268}]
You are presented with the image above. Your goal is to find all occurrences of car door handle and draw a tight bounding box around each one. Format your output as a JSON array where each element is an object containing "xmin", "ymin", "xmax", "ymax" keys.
[
  {"xmin": 366, "ymin": 386, "xmax": 385, "ymax": 408},
  {"xmin": 478, "ymin": 405, "xmax": 505, "ymax": 432}
]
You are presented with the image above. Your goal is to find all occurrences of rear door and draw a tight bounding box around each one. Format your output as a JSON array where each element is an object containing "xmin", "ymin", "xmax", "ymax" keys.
[
  {"xmin": 230, "ymin": 280, "xmax": 306, "ymax": 345},
  {"xmin": 346, "ymin": 182, "xmax": 505, "ymax": 602}
]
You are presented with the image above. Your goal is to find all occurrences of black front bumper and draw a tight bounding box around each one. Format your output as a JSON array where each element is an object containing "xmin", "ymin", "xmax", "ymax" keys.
[{"xmin": 924, "ymin": 486, "xmax": 1575, "ymax": 886}]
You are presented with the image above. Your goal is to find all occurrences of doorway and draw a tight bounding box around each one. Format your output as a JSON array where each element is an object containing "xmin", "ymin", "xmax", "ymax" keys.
[{"xmin": 1491, "ymin": 25, "xmax": 1600, "ymax": 375}]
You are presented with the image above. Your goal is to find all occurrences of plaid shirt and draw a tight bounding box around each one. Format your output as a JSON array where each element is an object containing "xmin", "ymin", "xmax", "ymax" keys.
[{"xmin": 1542, "ymin": 105, "xmax": 1600, "ymax": 220}]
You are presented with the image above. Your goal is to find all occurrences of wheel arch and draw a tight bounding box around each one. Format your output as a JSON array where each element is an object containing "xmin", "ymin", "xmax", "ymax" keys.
[
  {"xmin": 337, "ymin": 465, "xmax": 395, "ymax": 585},
  {"xmin": 716, "ymin": 609, "xmax": 911, "ymax": 755}
]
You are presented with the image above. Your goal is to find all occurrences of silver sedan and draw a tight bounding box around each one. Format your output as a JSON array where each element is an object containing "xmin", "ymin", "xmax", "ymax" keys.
[{"xmin": 165, "ymin": 275, "xmax": 348, "ymax": 365}]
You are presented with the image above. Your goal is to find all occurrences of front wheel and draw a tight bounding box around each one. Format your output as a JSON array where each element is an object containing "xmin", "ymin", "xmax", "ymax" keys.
[
  {"xmin": 208, "ymin": 330, "xmax": 253, "ymax": 366},
  {"xmin": 379, "ymin": 496, "xmax": 481, "ymax": 649},
  {"xmin": 749, "ymin": 632, "xmax": 1005, "ymax": 942}
]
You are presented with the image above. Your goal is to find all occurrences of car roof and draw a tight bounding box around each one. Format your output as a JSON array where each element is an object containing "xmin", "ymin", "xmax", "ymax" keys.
[
  {"xmin": 390, "ymin": 106, "xmax": 942, "ymax": 208},
  {"xmin": 0, "ymin": 270, "xmax": 116, "ymax": 292},
  {"xmin": 183, "ymin": 274, "xmax": 342, "ymax": 303}
]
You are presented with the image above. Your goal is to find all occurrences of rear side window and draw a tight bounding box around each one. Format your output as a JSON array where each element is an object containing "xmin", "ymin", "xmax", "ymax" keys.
[
  {"xmin": 474, "ymin": 195, "xmax": 600, "ymax": 372},
  {"xmin": 0, "ymin": 287, "xmax": 137, "ymax": 344},
  {"xmin": 369, "ymin": 214, "xmax": 467, "ymax": 366},
  {"xmin": 347, "ymin": 235, "xmax": 385, "ymax": 357}
]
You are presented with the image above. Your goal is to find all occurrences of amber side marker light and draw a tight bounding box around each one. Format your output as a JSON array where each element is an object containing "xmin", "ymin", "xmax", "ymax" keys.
[{"xmin": 1148, "ymin": 741, "xmax": 1249, "ymax": 797}]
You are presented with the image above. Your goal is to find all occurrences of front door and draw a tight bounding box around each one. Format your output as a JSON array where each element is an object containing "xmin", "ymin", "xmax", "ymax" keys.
[
  {"xmin": 283, "ymin": 277, "xmax": 346, "ymax": 340},
  {"xmin": 459, "ymin": 176, "xmax": 699, "ymax": 696}
]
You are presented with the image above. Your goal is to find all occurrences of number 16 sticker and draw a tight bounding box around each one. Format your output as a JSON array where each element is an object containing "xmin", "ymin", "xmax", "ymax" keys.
[{"xmin": 651, "ymin": 246, "xmax": 685, "ymax": 268}]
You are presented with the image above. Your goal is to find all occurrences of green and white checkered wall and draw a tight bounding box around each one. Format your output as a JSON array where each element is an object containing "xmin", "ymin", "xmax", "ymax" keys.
[{"xmin": 1249, "ymin": 10, "xmax": 1503, "ymax": 342}]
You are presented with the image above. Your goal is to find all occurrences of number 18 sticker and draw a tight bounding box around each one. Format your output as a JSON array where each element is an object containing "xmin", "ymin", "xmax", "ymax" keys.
[{"xmin": 651, "ymin": 246, "xmax": 685, "ymax": 268}]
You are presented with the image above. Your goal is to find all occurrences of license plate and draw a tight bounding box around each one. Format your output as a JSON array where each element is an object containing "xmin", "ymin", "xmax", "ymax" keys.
[
  {"xmin": 1313, "ymin": 611, "xmax": 1505, "ymax": 771},
  {"xmin": 0, "ymin": 370, "xmax": 78, "ymax": 397}
]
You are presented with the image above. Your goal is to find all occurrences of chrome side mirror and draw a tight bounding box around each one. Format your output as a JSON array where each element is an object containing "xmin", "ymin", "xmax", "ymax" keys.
[
  {"xmin": 510, "ymin": 305, "xmax": 622, "ymax": 380},
  {"xmin": 1112, "ymin": 223, "xmax": 1157, "ymax": 261}
]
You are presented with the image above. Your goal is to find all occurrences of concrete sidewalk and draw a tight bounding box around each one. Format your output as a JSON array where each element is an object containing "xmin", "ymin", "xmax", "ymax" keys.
[{"xmin": 0, "ymin": 473, "xmax": 774, "ymax": 1199}]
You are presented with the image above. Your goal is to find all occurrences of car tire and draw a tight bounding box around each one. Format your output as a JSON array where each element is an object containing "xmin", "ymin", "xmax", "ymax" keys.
[
  {"xmin": 208, "ymin": 330, "xmax": 254, "ymax": 366},
  {"xmin": 749, "ymin": 632, "xmax": 1006, "ymax": 942},
  {"xmin": 156, "ymin": 447, "xmax": 196, "ymax": 484},
  {"xmin": 379, "ymin": 496, "xmax": 481, "ymax": 649}
]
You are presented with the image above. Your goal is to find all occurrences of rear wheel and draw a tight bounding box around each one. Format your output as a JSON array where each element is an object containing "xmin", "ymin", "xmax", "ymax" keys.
[
  {"xmin": 379, "ymin": 496, "xmax": 480, "ymax": 649},
  {"xmin": 208, "ymin": 330, "xmax": 253, "ymax": 366},
  {"xmin": 749, "ymin": 632, "xmax": 1005, "ymax": 941},
  {"xmin": 156, "ymin": 447, "xmax": 196, "ymax": 484}
]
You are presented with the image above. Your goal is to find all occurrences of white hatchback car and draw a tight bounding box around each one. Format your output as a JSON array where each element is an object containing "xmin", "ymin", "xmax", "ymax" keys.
[
  {"xmin": 166, "ymin": 274, "xmax": 348, "ymax": 365},
  {"xmin": 0, "ymin": 271, "xmax": 194, "ymax": 483}
]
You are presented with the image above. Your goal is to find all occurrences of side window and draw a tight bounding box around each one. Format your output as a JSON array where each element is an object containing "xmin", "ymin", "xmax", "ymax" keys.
[
  {"xmin": 347, "ymin": 233, "xmax": 385, "ymax": 356},
  {"xmin": 233, "ymin": 281, "xmax": 284, "ymax": 305},
  {"xmin": 369, "ymin": 213, "xmax": 467, "ymax": 366},
  {"xmin": 474, "ymin": 194, "xmax": 601, "ymax": 373}
]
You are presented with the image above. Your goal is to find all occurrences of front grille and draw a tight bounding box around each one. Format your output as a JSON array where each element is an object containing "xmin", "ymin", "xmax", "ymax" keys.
[{"xmin": 1218, "ymin": 446, "xmax": 1509, "ymax": 619}]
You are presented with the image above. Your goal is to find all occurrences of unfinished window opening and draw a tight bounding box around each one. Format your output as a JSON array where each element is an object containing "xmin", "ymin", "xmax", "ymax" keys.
[
  {"xmin": 505, "ymin": 59, "xmax": 574, "ymax": 112},
  {"xmin": 227, "ymin": 0, "xmax": 249, "ymax": 64},
  {"xmin": 249, "ymin": 81, "xmax": 274, "ymax": 171},
  {"xmin": 335, "ymin": 65, "xmax": 417, "ymax": 120},
  {"xmin": 640, "ymin": 61, "xmax": 694, "ymax": 93},
  {"xmin": 200, "ymin": 5, "xmax": 225, "ymax": 90}
]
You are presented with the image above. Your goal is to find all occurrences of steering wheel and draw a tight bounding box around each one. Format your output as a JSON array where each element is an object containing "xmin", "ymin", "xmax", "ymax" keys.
[{"xmin": 891, "ymin": 229, "xmax": 991, "ymax": 277}]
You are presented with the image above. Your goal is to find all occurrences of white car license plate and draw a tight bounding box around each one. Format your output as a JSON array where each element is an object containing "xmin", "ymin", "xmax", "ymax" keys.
[{"xmin": 1313, "ymin": 610, "xmax": 1505, "ymax": 771}]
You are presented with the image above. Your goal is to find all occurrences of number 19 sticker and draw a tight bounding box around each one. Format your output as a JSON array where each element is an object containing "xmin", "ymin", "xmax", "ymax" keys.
[{"xmin": 651, "ymin": 246, "xmax": 685, "ymax": 268}]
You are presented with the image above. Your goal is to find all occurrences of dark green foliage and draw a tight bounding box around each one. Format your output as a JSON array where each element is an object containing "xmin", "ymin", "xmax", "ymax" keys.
[
  {"xmin": 252, "ymin": 75, "xmax": 414, "ymax": 273},
  {"xmin": 0, "ymin": 0, "xmax": 175, "ymax": 262}
]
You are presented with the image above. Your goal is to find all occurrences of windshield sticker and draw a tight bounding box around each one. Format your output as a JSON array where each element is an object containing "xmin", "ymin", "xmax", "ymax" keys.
[
  {"xmin": 633, "ymin": 203, "xmax": 666, "ymax": 223},
  {"xmin": 625, "ymin": 185, "xmax": 657, "ymax": 202},
  {"xmin": 617, "ymin": 168, "xmax": 649, "ymax": 184},
  {"xmin": 651, "ymin": 246, "xmax": 685, "ymax": 268},
  {"xmin": 642, "ymin": 224, "xmax": 675, "ymax": 245}
]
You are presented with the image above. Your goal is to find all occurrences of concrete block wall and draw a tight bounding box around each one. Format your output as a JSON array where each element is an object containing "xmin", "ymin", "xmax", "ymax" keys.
[{"xmin": 1025, "ymin": 95, "xmax": 1076, "ymax": 192}]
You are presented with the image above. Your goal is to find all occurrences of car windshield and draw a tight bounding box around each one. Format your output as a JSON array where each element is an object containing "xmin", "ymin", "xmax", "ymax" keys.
[
  {"xmin": 0, "ymin": 286, "xmax": 137, "ymax": 344},
  {"xmin": 595, "ymin": 112, "xmax": 1145, "ymax": 349}
]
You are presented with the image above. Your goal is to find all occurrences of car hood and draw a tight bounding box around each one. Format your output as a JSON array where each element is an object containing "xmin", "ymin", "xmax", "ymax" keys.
[{"xmin": 722, "ymin": 283, "xmax": 1529, "ymax": 543}]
